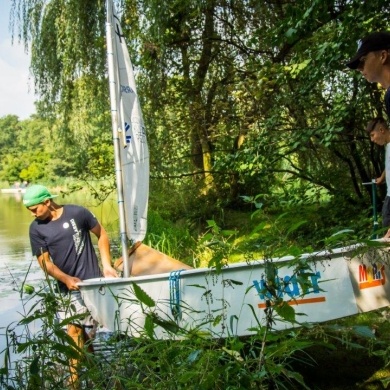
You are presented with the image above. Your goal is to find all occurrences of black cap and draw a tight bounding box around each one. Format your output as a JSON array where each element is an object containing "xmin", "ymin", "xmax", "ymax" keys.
[{"xmin": 346, "ymin": 31, "xmax": 390, "ymax": 69}]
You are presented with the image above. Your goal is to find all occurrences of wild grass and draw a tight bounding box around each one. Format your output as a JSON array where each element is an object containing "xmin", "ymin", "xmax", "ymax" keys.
[
  {"xmin": 1, "ymin": 185, "xmax": 389, "ymax": 389},
  {"xmin": 1, "ymin": 229, "xmax": 389, "ymax": 390}
]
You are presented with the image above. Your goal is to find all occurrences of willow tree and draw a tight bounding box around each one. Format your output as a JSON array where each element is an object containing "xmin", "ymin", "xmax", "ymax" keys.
[
  {"xmin": 11, "ymin": 0, "xmax": 113, "ymax": 184},
  {"xmin": 10, "ymin": 0, "xmax": 390, "ymax": 212},
  {"xmin": 124, "ymin": 0, "xmax": 390, "ymax": 207},
  {"xmin": 242, "ymin": 0, "xmax": 390, "ymax": 206}
]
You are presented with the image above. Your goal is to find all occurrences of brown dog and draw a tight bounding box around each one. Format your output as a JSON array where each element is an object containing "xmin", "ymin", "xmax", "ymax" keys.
[{"xmin": 114, "ymin": 242, "xmax": 193, "ymax": 276}]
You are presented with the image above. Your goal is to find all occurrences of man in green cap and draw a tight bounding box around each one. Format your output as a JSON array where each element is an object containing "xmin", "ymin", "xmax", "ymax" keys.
[{"xmin": 23, "ymin": 184, "xmax": 118, "ymax": 387}]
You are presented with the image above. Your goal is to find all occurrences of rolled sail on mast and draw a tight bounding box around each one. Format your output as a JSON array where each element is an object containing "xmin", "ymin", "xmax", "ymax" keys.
[{"xmin": 106, "ymin": 0, "xmax": 149, "ymax": 275}]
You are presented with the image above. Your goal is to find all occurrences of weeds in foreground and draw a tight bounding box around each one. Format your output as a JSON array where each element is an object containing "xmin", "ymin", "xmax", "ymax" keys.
[{"xmin": 1, "ymin": 225, "xmax": 390, "ymax": 389}]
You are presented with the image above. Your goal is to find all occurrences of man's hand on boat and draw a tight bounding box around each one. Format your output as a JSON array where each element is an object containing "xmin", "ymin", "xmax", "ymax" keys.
[
  {"xmin": 65, "ymin": 276, "xmax": 83, "ymax": 290},
  {"xmin": 103, "ymin": 264, "xmax": 120, "ymax": 278},
  {"xmin": 67, "ymin": 265, "xmax": 119, "ymax": 290}
]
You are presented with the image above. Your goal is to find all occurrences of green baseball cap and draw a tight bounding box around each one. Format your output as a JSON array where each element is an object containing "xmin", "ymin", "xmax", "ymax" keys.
[{"xmin": 23, "ymin": 185, "xmax": 58, "ymax": 207}]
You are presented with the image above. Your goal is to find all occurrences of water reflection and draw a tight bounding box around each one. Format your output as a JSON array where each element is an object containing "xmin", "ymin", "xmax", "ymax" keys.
[{"xmin": 0, "ymin": 194, "xmax": 37, "ymax": 302}]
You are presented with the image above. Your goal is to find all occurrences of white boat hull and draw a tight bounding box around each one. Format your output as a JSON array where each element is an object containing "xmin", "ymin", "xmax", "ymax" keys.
[{"xmin": 78, "ymin": 244, "xmax": 390, "ymax": 339}]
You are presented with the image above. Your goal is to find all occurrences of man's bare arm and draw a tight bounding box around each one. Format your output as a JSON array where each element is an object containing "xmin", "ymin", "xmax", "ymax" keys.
[
  {"xmin": 90, "ymin": 223, "xmax": 118, "ymax": 278},
  {"xmin": 37, "ymin": 252, "xmax": 81, "ymax": 290}
]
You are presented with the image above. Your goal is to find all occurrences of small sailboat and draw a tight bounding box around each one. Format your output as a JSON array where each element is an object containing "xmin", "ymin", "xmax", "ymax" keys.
[
  {"xmin": 80, "ymin": 242, "xmax": 390, "ymax": 339},
  {"xmin": 78, "ymin": 0, "xmax": 390, "ymax": 339}
]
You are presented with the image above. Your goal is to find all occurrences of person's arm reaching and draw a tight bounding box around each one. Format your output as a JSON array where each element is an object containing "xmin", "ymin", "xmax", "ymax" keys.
[
  {"xmin": 376, "ymin": 170, "xmax": 386, "ymax": 185},
  {"xmin": 90, "ymin": 223, "xmax": 118, "ymax": 278}
]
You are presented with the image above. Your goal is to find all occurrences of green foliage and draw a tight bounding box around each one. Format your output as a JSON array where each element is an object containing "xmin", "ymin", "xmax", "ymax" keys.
[
  {"xmin": 0, "ymin": 115, "xmax": 19, "ymax": 151},
  {"xmin": 0, "ymin": 272, "xmax": 317, "ymax": 389},
  {"xmin": 0, "ymin": 110, "xmax": 114, "ymax": 186},
  {"xmin": 143, "ymin": 209, "xmax": 196, "ymax": 265},
  {"xmin": 9, "ymin": 0, "xmax": 390, "ymax": 209},
  {"xmin": 5, "ymin": 0, "xmax": 390, "ymax": 234},
  {"xmin": 0, "ymin": 281, "xmax": 90, "ymax": 389},
  {"xmin": 3, "ymin": 233, "xmax": 390, "ymax": 389}
]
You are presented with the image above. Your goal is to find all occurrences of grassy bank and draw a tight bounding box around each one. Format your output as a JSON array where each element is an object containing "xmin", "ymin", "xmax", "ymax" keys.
[{"xmin": 2, "ymin": 184, "xmax": 388, "ymax": 389}]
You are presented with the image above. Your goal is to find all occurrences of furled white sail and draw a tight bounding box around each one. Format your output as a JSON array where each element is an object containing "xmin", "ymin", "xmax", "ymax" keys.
[{"xmin": 106, "ymin": 0, "xmax": 149, "ymax": 246}]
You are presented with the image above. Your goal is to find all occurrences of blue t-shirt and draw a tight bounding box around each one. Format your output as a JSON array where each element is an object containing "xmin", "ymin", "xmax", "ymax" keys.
[{"xmin": 29, "ymin": 204, "xmax": 102, "ymax": 292}]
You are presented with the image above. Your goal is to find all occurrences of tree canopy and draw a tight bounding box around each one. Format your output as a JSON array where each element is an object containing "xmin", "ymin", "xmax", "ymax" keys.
[{"xmin": 6, "ymin": 0, "xmax": 390, "ymax": 217}]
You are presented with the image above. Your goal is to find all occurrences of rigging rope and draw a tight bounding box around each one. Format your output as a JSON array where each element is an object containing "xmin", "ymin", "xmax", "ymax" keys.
[{"xmin": 169, "ymin": 270, "xmax": 185, "ymax": 321}]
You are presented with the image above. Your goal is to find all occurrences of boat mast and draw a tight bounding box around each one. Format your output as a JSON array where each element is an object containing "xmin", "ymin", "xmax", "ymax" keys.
[{"xmin": 106, "ymin": 0, "xmax": 130, "ymax": 276}]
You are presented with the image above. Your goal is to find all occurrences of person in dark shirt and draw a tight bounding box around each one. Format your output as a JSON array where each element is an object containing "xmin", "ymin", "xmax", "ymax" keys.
[
  {"xmin": 23, "ymin": 184, "xmax": 118, "ymax": 388},
  {"xmin": 346, "ymin": 31, "xmax": 390, "ymax": 117}
]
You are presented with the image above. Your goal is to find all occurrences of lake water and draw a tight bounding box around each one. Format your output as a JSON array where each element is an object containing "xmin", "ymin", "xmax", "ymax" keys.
[
  {"xmin": 0, "ymin": 191, "xmax": 120, "ymax": 371},
  {"xmin": 0, "ymin": 193, "xmax": 40, "ymax": 317}
]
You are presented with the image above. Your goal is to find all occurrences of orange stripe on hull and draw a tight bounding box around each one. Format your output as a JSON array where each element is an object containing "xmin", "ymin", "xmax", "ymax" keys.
[
  {"xmin": 258, "ymin": 296, "xmax": 326, "ymax": 309},
  {"xmin": 359, "ymin": 279, "xmax": 384, "ymax": 289}
]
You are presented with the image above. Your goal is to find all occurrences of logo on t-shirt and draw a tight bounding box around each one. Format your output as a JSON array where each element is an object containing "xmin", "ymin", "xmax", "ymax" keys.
[{"xmin": 70, "ymin": 218, "xmax": 85, "ymax": 255}]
